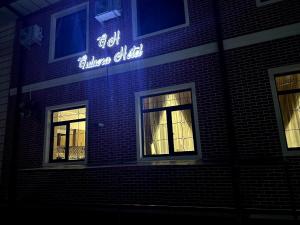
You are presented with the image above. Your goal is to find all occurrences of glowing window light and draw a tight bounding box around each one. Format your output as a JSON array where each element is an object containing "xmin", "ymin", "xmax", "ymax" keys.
[{"xmin": 77, "ymin": 30, "xmax": 144, "ymax": 70}]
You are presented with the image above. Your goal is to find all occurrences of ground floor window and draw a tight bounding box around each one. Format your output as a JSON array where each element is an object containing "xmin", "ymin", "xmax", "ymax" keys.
[
  {"xmin": 275, "ymin": 73, "xmax": 300, "ymax": 150},
  {"xmin": 136, "ymin": 84, "xmax": 200, "ymax": 159},
  {"xmin": 50, "ymin": 106, "xmax": 86, "ymax": 162}
]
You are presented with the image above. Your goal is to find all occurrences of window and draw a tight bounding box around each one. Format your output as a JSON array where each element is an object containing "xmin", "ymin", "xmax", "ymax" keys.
[
  {"xmin": 49, "ymin": 3, "xmax": 89, "ymax": 62},
  {"xmin": 275, "ymin": 73, "xmax": 300, "ymax": 151},
  {"xmin": 48, "ymin": 106, "xmax": 87, "ymax": 163},
  {"xmin": 136, "ymin": 84, "xmax": 200, "ymax": 160},
  {"xmin": 132, "ymin": 0, "xmax": 189, "ymax": 39},
  {"xmin": 256, "ymin": 0, "xmax": 283, "ymax": 7}
]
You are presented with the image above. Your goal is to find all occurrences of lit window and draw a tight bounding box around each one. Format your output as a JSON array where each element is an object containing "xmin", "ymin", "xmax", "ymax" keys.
[
  {"xmin": 133, "ymin": 0, "xmax": 188, "ymax": 38},
  {"xmin": 140, "ymin": 90, "xmax": 197, "ymax": 157},
  {"xmin": 49, "ymin": 3, "xmax": 88, "ymax": 61},
  {"xmin": 50, "ymin": 107, "xmax": 86, "ymax": 162},
  {"xmin": 275, "ymin": 73, "xmax": 300, "ymax": 149}
]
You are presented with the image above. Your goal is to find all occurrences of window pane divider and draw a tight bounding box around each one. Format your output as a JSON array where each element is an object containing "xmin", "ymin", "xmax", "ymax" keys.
[
  {"xmin": 52, "ymin": 118, "xmax": 86, "ymax": 125},
  {"xmin": 140, "ymin": 89, "xmax": 199, "ymax": 158},
  {"xmin": 142, "ymin": 104, "xmax": 192, "ymax": 113},
  {"xmin": 141, "ymin": 89, "xmax": 191, "ymax": 100},
  {"xmin": 166, "ymin": 109, "xmax": 175, "ymax": 156},
  {"xmin": 65, "ymin": 123, "xmax": 70, "ymax": 161},
  {"xmin": 49, "ymin": 107, "xmax": 86, "ymax": 163},
  {"xmin": 277, "ymin": 89, "xmax": 300, "ymax": 95}
]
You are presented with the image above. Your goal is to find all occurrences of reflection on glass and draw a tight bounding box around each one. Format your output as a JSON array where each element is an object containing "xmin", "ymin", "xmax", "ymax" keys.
[
  {"xmin": 53, "ymin": 107, "xmax": 86, "ymax": 122},
  {"xmin": 172, "ymin": 110, "xmax": 195, "ymax": 152},
  {"xmin": 278, "ymin": 93, "xmax": 300, "ymax": 148},
  {"xmin": 53, "ymin": 125, "xmax": 66, "ymax": 160},
  {"xmin": 143, "ymin": 91, "xmax": 192, "ymax": 110},
  {"xmin": 276, "ymin": 73, "xmax": 300, "ymax": 92},
  {"xmin": 69, "ymin": 121, "xmax": 86, "ymax": 160},
  {"xmin": 143, "ymin": 111, "xmax": 169, "ymax": 155}
]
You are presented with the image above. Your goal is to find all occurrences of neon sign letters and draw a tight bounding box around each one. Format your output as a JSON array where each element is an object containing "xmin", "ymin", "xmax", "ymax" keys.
[
  {"xmin": 77, "ymin": 30, "xmax": 144, "ymax": 70},
  {"xmin": 97, "ymin": 30, "xmax": 120, "ymax": 48}
]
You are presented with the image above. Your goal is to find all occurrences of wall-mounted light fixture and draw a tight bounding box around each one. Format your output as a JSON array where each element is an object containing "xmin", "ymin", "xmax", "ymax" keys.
[{"xmin": 95, "ymin": 0, "xmax": 121, "ymax": 23}]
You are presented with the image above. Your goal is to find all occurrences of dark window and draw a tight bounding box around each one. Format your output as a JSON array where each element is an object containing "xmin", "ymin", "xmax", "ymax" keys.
[
  {"xmin": 54, "ymin": 9, "xmax": 87, "ymax": 59},
  {"xmin": 141, "ymin": 90, "xmax": 197, "ymax": 157},
  {"xmin": 50, "ymin": 107, "xmax": 86, "ymax": 162},
  {"xmin": 136, "ymin": 0, "xmax": 186, "ymax": 36},
  {"xmin": 275, "ymin": 73, "xmax": 300, "ymax": 150}
]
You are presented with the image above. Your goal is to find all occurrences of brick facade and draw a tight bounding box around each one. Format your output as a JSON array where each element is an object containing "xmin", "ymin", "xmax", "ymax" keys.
[{"xmin": 2, "ymin": 0, "xmax": 300, "ymax": 220}]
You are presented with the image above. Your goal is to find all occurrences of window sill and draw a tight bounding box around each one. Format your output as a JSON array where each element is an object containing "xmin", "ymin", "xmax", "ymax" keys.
[
  {"xmin": 136, "ymin": 159, "xmax": 202, "ymax": 166},
  {"xmin": 48, "ymin": 50, "xmax": 87, "ymax": 64},
  {"xmin": 134, "ymin": 23, "xmax": 189, "ymax": 40},
  {"xmin": 284, "ymin": 151, "xmax": 300, "ymax": 157},
  {"xmin": 19, "ymin": 159, "xmax": 204, "ymax": 171},
  {"xmin": 41, "ymin": 161, "xmax": 87, "ymax": 170},
  {"xmin": 137, "ymin": 154, "xmax": 201, "ymax": 163},
  {"xmin": 256, "ymin": 0, "xmax": 283, "ymax": 7}
]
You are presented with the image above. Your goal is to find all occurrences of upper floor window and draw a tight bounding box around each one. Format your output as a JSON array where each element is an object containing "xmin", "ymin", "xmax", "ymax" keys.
[
  {"xmin": 132, "ymin": 0, "xmax": 189, "ymax": 39},
  {"xmin": 256, "ymin": 0, "xmax": 283, "ymax": 7},
  {"xmin": 49, "ymin": 106, "xmax": 86, "ymax": 163},
  {"xmin": 275, "ymin": 73, "xmax": 300, "ymax": 151},
  {"xmin": 49, "ymin": 3, "xmax": 89, "ymax": 62},
  {"xmin": 136, "ymin": 84, "xmax": 201, "ymax": 160}
]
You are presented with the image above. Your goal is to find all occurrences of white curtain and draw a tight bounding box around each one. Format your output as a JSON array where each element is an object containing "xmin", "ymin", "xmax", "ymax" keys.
[
  {"xmin": 143, "ymin": 92, "xmax": 194, "ymax": 155},
  {"xmin": 279, "ymin": 93, "xmax": 300, "ymax": 148}
]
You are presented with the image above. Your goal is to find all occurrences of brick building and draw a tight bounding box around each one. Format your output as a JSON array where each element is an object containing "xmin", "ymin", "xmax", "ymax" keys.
[{"xmin": 0, "ymin": 0, "xmax": 300, "ymax": 222}]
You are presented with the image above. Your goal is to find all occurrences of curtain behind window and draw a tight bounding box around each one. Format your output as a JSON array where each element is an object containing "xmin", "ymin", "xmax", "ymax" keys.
[
  {"xmin": 143, "ymin": 92, "xmax": 194, "ymax": 155},
  {"xmin": 279, "ymin": 93, "xmax": 300, "ymax": 148}
]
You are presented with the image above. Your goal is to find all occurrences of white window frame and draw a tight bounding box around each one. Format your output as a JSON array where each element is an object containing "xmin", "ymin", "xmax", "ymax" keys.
[
  {"xmin": 131, "ymin": 0, "xmax": 190, "ymax": 40},
  {"xmin": 269, "ymin": 63, "xmax": 300, "ymax": 157},
  {"xmin": 256, "ymin": 0, "xmax": 283, "ymax": 7},
  {"xmin": 135, "ymin": 83, "xmax": 202, "ymax": 161},
  {"xmin": 48, "ymin": 2, "xmax": 89, "ymax": 63},
  {"xmin": 43, "ymin": 101, "xmax": 89, "ymax": 167}
]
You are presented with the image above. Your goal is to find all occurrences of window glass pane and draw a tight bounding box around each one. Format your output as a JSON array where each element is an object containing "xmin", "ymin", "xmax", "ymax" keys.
[
  {"xmin": 55, "ymin": 9, "xmax": 87, "ymax": 59},
  {"xmin": 276, "ymin": 73, "xmax": 300, "ymax": 92},
  {"xmin": 143, "ymin": 91, "xmax": 192, "ymax": 110},
  {"xmin": 53, "ymin": 125, "xmax": 66, "ymax": 160},
  {"xmin": 53, "ymin": 107, "xmax": 86, "ymax": 122},
  {"xmin": 172, "ymin": 110, "xmax": 195, "ymax": 152},
  {"xmin": 143, "ymin": 111, "xmax": 169, "ymax": 155},
  {"xmin": 69, "ymin": 121, "xmax": 86, "ymax": 160},
  {"xmin": 278, "ymin": 93, "xmax": 300, "ymax": 148},
  {"xmin": 136, "ymin": 0, "xmax": 186, "ymax": 36}
]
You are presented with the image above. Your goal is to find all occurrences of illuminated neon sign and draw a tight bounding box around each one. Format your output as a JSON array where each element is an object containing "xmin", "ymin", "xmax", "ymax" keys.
[{"xmin": 77, "ymin": 30, "xmax": 144, "ymax": 70}]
